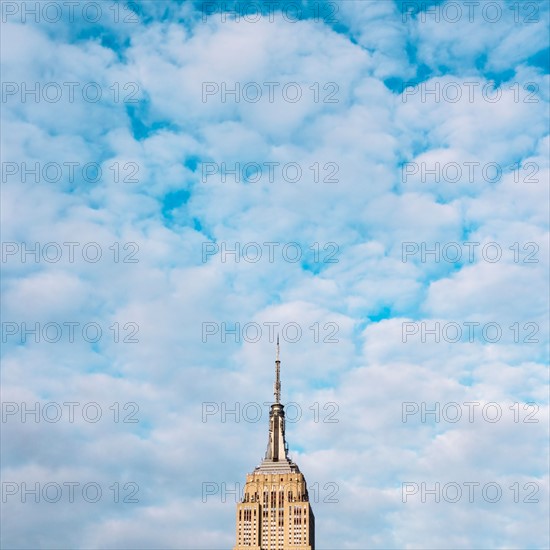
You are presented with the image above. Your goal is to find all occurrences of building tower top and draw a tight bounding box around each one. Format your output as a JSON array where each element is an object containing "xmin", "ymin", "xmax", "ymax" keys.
[
  {"xmin": 256, "ymin": 338, "xmax": 300, "ymax": 474},
  {"xmin": 233, "ymin": 340, "xmax": 315, "ymax": 550}
]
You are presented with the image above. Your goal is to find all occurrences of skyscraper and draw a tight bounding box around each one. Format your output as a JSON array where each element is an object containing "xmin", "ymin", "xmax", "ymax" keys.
[{"xmin": 233, "ymin": 338, "xmax": 315, "ymax": 550}]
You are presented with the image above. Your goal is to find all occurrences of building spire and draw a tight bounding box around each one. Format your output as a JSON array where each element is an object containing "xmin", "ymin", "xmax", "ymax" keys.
[
  {"xmin": 260, "ymin": 335, "xmax": 292, "ymax": 467},
  {"xmin": 274, "ymin": 334, "xmax": 281, "ymax": 404}
]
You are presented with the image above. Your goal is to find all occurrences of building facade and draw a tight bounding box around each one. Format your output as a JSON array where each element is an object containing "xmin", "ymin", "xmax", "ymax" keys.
[{"xmin": 234, "ymin": 340, "xmax": 315, "ymax": 550}]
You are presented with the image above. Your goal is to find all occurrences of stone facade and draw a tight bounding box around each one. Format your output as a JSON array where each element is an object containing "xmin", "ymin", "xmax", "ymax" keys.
[{"xmin": 234, "ymin": 471, "xmax": 315, "ymax": 549}]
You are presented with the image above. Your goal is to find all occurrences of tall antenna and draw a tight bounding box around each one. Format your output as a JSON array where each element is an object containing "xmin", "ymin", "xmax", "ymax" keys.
[{"xmin": 274, "ymin": 335, "xmax": 281, "ymax": 403}]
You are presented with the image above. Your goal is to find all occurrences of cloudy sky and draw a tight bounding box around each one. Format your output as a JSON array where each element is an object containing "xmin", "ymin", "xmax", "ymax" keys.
[{"xmin": 1, "ymin": 0, "xmax": 549, "ymax": 548}]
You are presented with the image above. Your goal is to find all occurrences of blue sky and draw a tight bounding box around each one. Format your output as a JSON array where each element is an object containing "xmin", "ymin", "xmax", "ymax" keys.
[{"xmin": 1, "ymin": 0, "xmax": 549, "ymax": 548}]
